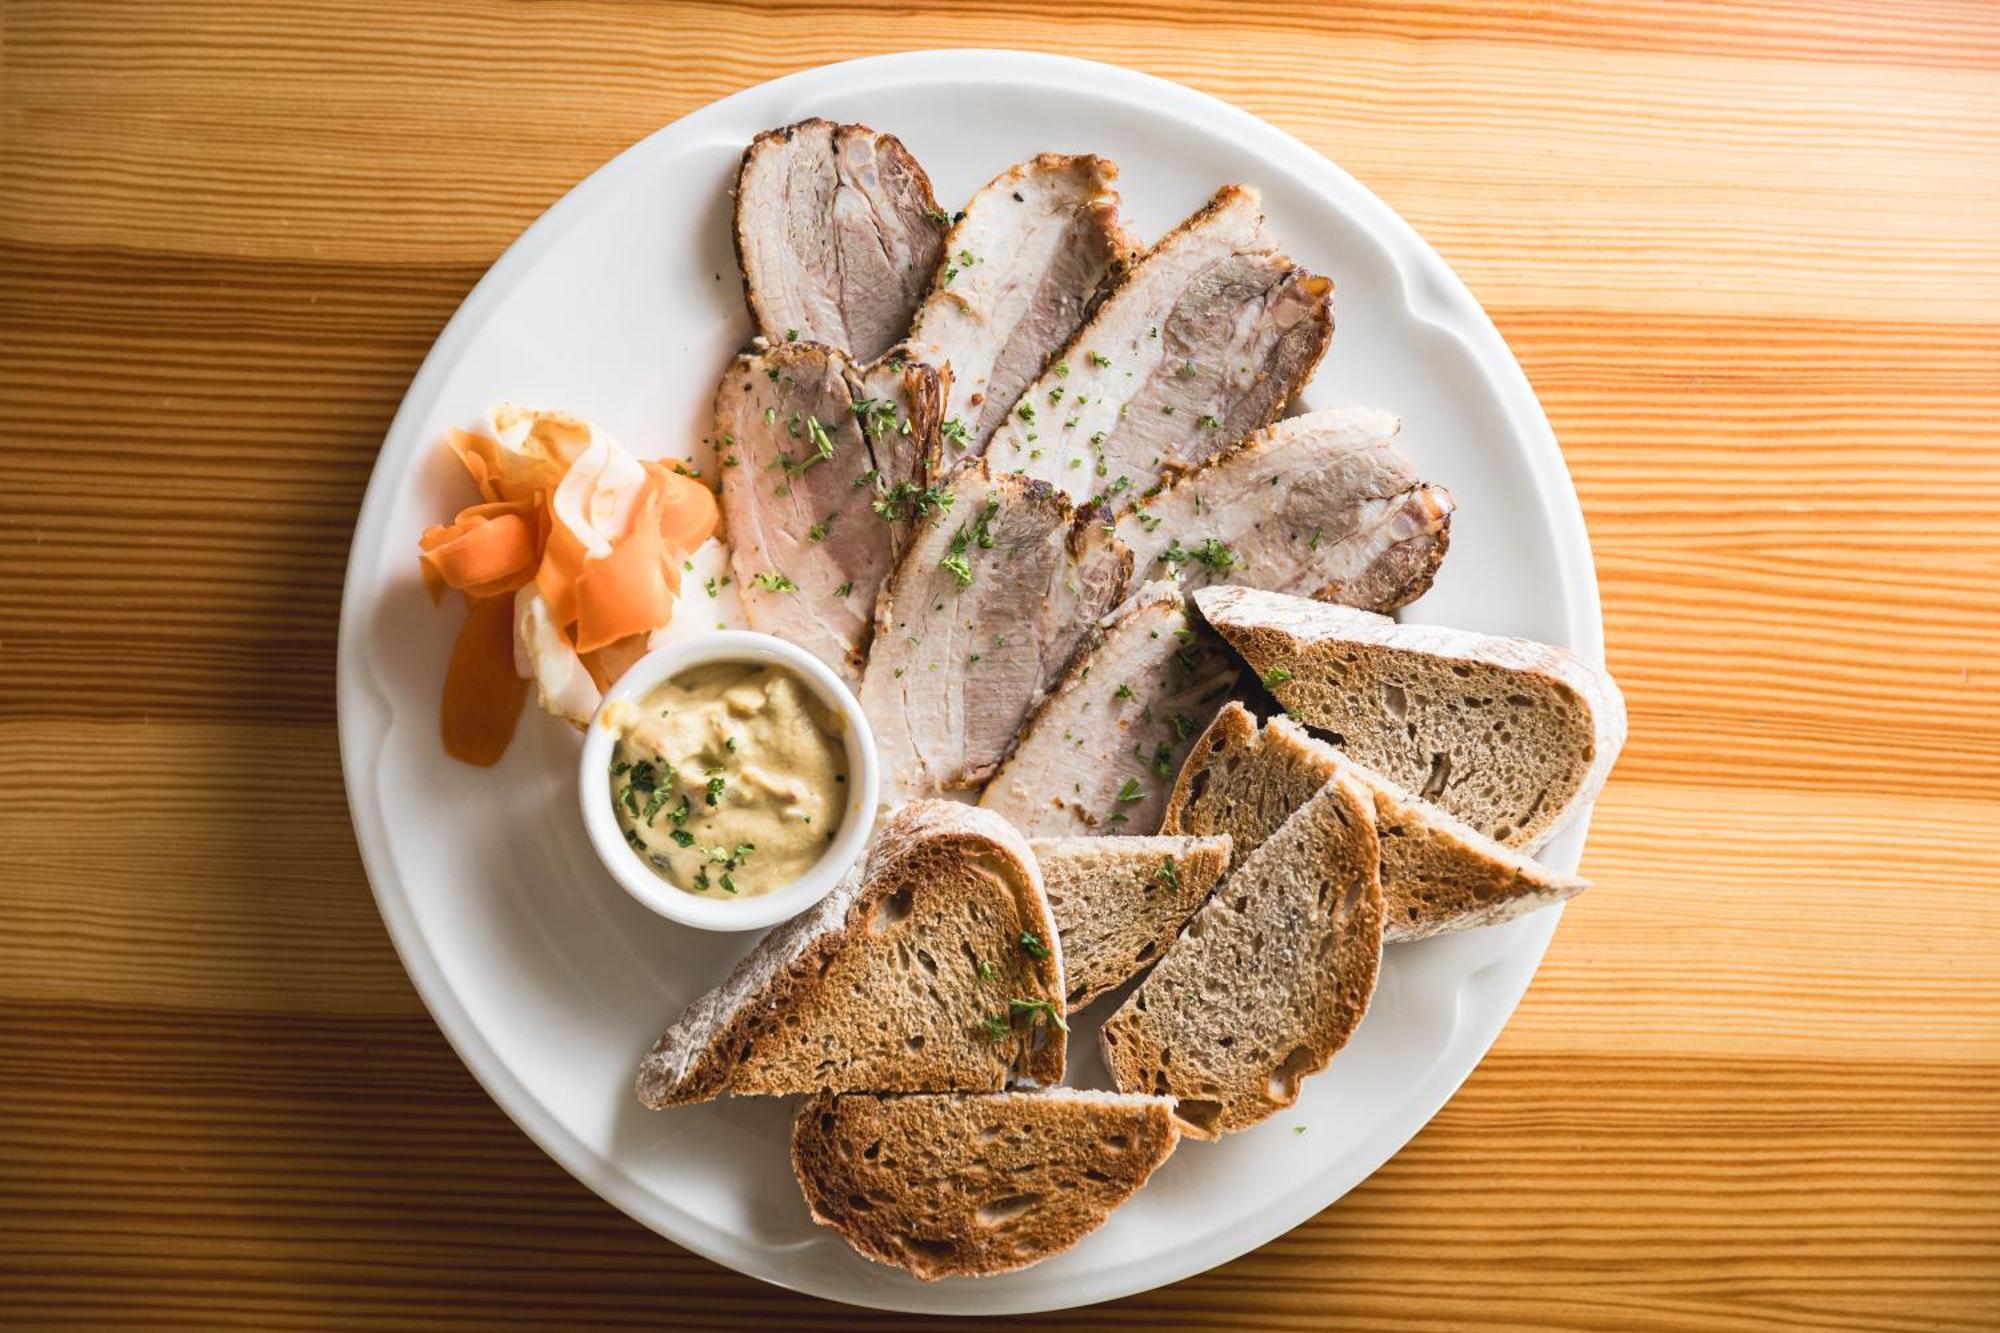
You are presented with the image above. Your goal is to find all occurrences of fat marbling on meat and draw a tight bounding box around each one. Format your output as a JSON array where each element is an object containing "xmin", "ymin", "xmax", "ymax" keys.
[
  {"xmin": 984, "ymin": 185, "xmax": 1332, "ymax": 503},
  {"xmin": 1115, "ymin": 407, "xmax": 1453, "ymax": 613},
  {"xmin": 716, "ymin": 341, "xmax": 946, "ymax": 686},
  {"xmin": 858, "ymin": 460, "xmax": 1132, "ymax": 802},
  {"xmin": 905, "ymin": 154, "xmax": 1139, "ymax": 449},
  {"xmin": 733, "ymin": 119, "xmax": 948, "ymax": 363}
]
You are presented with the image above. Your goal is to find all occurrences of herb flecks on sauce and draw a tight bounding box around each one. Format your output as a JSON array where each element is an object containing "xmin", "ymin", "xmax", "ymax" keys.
[{"xmin": 608, "ymin": 662, "xmax": 847, "ymax": 899}]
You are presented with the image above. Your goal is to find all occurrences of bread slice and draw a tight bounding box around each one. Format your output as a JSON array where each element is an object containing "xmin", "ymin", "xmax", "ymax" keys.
[
  {"xmin": 1030, "ymin": 835, "xmax": 1233, "ymax": 1012},
  {"xmin": 1099, "ymin": 773, "xmax": 1384, "ymax": 1139},
  {"xmin": 792, "ymin": 1089, "xmax": 1180, "ymax": 1280},
  {"xmin": 1194, "ymin": 585, "xmax": 1626, "ymax": 850},
  {"xmin": 1162, "ymin": 703, "xmax": 1588, "ymax": 942},
  {"xmin": 636, "ymin": 801, "xmax": 1066, "ymax": 1107}
]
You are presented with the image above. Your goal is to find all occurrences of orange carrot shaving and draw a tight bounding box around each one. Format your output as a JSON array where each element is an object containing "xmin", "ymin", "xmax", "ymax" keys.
[
  {"xmin": 643, "ymin": 461, "xmax": 722, "ymax": 552},
  {"xmin": 417, "ymin": 501, "xmax": 539, "ymax": 603},
  {"xmin": 421, "ymin": 410, "xmax": 719, "ymax": 765},
  {"xmin": 440, "ymin": 594, "xmax": 529, "ymax": 767}
]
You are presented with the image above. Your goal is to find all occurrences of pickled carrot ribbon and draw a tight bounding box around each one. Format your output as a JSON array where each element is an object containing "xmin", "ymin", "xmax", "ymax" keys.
[
  {"xmin": 440, "ymin": 594, "xmax": 529, "ymax": 767},
  {"xmin": 421, "ymin": 418, "xmax": 720, "ymax": 765}
]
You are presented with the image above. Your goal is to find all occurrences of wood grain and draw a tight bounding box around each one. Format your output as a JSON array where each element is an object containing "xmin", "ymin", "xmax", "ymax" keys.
[{"xmin": 2, "ymin": 1, "xmax": 1996, "ymax": 1327}]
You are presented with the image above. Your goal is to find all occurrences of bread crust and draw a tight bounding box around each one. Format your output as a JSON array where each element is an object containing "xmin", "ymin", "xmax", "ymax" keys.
[
  {"xmin": 636, "ymin": 801, "xmax": 1066, "ymax": 1107},
  {"xmin": 791, "ymin": 1090, "xmax": 1180, "ymax": 1279},
  {"xmin": 1163, "ymin": 702, "xmax": 1589, "ymax": 941},
  {"xmin": 1194, "ymin": 585, "xmax": 1627, "ymax": 851},
  {"xmin": 1100, "ymin": 772, "xmax": 1385, "ymax": 1138}
]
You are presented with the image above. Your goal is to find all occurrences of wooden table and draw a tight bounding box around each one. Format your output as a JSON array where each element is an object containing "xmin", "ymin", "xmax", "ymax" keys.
[{"xmin": 4, "ymin": 2, "xmax": 1996, "ymax": 1327}]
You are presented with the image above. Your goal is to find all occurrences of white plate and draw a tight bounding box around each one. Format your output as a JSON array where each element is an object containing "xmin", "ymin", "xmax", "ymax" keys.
[{"xmin": 338, "ymin": 50, "xmax": 1604, "ymax": 1315}]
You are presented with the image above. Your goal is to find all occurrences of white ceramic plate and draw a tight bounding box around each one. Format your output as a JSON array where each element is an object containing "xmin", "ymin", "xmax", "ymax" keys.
[{"xmin": 338, "ymin": 50, "xmax": 1603, "ymax": 1315}]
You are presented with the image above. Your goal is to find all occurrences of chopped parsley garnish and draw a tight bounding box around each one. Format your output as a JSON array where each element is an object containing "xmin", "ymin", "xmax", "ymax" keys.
[
  {"xmin": 1198, "ymin": 413, "xmax": 1221, "ymax": 429},
  {"xmin": 704, "ymin": 775, "xmax": 726, "ymax": 807},
  {"xmin": 1015, "ymin": 401, "xmax": 1036, "ymax": 424},
  {"xmin": 1161, "ymin": 537, "xmax": 1240, "ymax": 573},
  {"xmin": 1114, "ymin": 682, "xmax": 1134, "ymax": 700},
  {"xmin": 1019, "ymin": 931, "xmax": 1051, "ymax": 961},
  {"xmin": 669, "ymin": 829, "xmax": 695, "ymax": 848},
  {"xmin": 1008, "ymin": 997, "xmax": 1068, "ymax": 1032},
  {"xmin": 833, "ymin": 580, "xmax": 854, "ymax": 598},
  {"xmin": 763, "ymin": 407, "xmax": 776, "ymax": 424},
  {"xmin": 976, "ymin": 957, "xmax": 996, "ymax": 981},
  {"xmin": 850, "ymin": 397, "xmax": 899, "ymax": 438},
  {"xmin": 938, "ymin": 495, "xmax": 1000, "ymax": 588},
  {"xmin": 1177, "ymin": 361, "xmax": 1198, "ymax": 379},
  {"xmin": 1155, "ymin": 857, "xmax": 1181, "ymax": 889},
  {"xmin": 1114, "ymin": 777, "xmax": 1144, "ymax": 803},
  {"xmin": 872, "ymin": 481, "xmax": 955, "ymax": 523},
  {"xmin": 1261, "ymin": 666, "xmax": 1295, "ymax": 688},
  {"xmin": 940, "ymin": 417, "xmax": 971, "ymax": 448},
  {"xmin": 785, "ymin": 328, "xmax": 799, "ymax": 342},
  {"xmin": 806, "ymin": 415, "xmax": 836, "ymax": 459},
  {"xmin": 1053, "ymin": 361, "xmax": 1070, "ymax": 378},
  {"xmin": 1309, "ymin": 526, "xmax": 1324, "ymax": 550},
  {"xmin": 977, "ymin": 1014, "xmax": 1011, "ymax": 1042},
  {"xmin": 1147, "ymin": 742, "xmax": 1176, "ymax": 779},
  {"xmin": 750, "ymin": 570, "xmax": 797, "ymax": 593},
  {"xmin": 925, "ymin": 206, "xmax": 950, "ymax": 225},
  {"xmin": 1088, "ymin": 352, "xmax": 1111, "ymax": 368},
  {"xmin": 806, "ymin": 520, "xmax": 828, "ymax": 543},
  {"xmin": 1170, "ymin": 712, "xmax": 1198, "ymax": 741},
  {"xmin": 1136, "ymin": 511, "xmax": 1161, "ymax": 532},
  {"xmin": 1048, "ymin": 386, "xmax": 1065, "ymax": 404}
]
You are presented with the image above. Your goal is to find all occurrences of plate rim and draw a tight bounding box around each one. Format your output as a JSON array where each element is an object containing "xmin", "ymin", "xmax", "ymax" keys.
[{"xmin": 337, "ymin": 48, "xmax": 1602, "ymax": 1314}]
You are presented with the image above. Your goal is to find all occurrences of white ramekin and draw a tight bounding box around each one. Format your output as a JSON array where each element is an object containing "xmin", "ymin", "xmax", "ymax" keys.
[{"xmin": 578, "ymin": 632, "xmax": 879, "ymax": 932}]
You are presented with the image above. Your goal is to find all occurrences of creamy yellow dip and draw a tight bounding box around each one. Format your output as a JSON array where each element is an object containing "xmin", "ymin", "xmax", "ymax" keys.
[{"xmin": 607, "ymin": 661, "xmax": 848, "ymax": 898}]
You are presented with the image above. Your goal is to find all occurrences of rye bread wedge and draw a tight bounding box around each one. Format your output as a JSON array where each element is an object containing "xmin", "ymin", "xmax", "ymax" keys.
[
  {"xmin": 792, "ymin": 1089, "xmax": 1180, "ymax": 1280},
  {"xmin": 636, "ymin": 802, "xmax": 1066, "ymax": 1107},
  {"xmin": 1163, "ymin": 703, "xmax": 1588, "ymax": 942},
  {"xmin": 1031, "ymin": 834, "xmax": 1233, "ymax": 1011},
  {"xmin": 1194, "ymin": 585, "xmax": 1627, "ymax": 850},
  {"xmin": 1100, "ymin": 773, "xmax": 1384, "ymax": 1139}
]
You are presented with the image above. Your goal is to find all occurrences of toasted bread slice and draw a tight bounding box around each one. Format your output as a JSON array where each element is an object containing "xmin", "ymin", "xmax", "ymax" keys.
[
  {"xmin": 1163, "ymin": 703, "xmax": 1587, "ymax": 941},
  {"xmin": 636, "ymin": 802, "xmax": 1066, "ymax": 1107},
  {"xmin": 1194, "ymin": 585, "xmax": 1626, "ymax": 850},
  {"xmin": 1031, "ymin": 835, "xmax": 1233, "ymax": 1011},
  {"xmin": 1100, "ymin": 773, "xmax": 1384, "ymax": 1138},
  {"xmin": 792, "ymin": 1089, "xmax": 1180, "ymax": 1280}
]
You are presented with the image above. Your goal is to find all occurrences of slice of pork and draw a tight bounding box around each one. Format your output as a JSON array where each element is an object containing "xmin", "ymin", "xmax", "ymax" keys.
[
  {"xmin": 979, "ymin": 582, "xmax": 1238, "ymax": 836},
  {"xmin": 859, "ymin": 461, "xmax": 1132, "ymax": 802},
  {"xmin": 906, "ymin": 154, "xmax": 1139, "ymax": 450},
  {"xmin": 1114, "ymin": 407, "xmax": 1454, "ymax": 613},
  {"xmin": 734, "ymin": 120, "xmax": 948, "ymax": 363},
  {"xmin": 716, "ymin": 341, "xmax": 945, "ymax": 685},
  {"xmin": 984, "ymin": 186, "xmax": 1332, "ymax": 502}
]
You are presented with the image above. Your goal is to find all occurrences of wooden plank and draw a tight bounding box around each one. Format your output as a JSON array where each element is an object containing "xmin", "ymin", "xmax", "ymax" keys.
[{"xmin": 2, "ymin": 0, "xmax": 1996, "ymax": 1326}]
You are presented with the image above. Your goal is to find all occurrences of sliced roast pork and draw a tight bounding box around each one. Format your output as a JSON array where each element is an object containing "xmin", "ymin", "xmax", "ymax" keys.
[
  {"xmin": 859, "ymin": 461, "xmax": 1132, "ymax": 802},
  {"xmin": 979, "ymin": 582, "xmax": 1238, "ymax": 837},
  {"xmin": 906, "ymin": 154, "xmax": 1139, "ymax": 449},
  {"xmin": 716, "ymin": 341, "xmax": 945, "ymax": 685},
  {"xmin": 984, "ymin": 186, "xmax": 1332, "ymax": 502},
  {"xmin": 1115, "ymin": 407, "xmax": 1453, "ymax": 613},
  {"xmin": 734, "ymin": 120, "xmax": 949, "ymax": 363}
]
